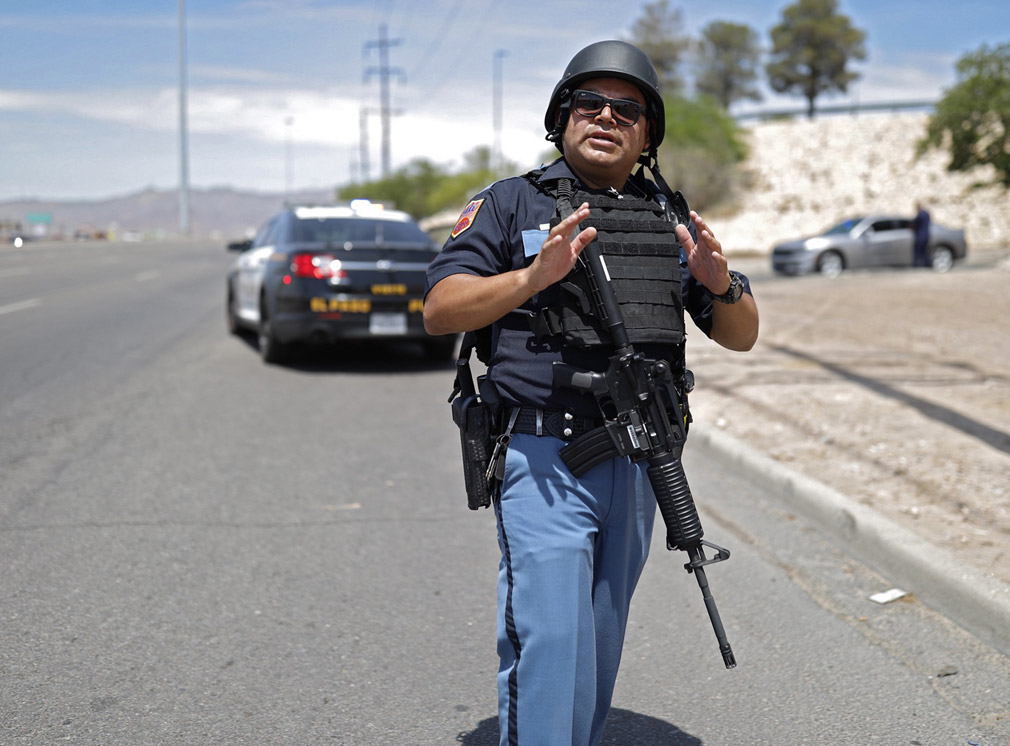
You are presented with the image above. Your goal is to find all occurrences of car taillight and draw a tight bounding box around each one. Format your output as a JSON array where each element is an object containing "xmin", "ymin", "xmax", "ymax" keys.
[{"xmin": 290, "ymin": 253, "xmax": 344, "ymax": 279}]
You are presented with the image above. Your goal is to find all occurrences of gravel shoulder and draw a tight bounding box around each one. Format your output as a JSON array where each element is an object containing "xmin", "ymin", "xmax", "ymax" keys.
[{"xmin": 687, "ymin": 249, "xmax": 1010, "ymax": 587}]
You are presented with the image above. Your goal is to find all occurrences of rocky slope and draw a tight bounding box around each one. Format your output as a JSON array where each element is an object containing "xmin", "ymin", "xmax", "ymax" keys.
[{"xmin": 716, "ymin": 111, "xmax": 1010, "ymax": 254}]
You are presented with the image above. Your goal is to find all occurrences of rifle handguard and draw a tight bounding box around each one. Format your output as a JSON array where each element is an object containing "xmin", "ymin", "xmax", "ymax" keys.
[{"xmin": 647, "ymin": 453, "xmax": 704, "ymax": 551}]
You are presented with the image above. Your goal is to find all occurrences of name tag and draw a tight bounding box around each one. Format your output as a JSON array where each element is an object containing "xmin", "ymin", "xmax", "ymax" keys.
[{"xmin": 521, "ymin": 229, "xmax": 550, "ymax": 258}]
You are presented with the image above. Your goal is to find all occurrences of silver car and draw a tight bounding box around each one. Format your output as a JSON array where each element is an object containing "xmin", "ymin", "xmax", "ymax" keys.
[{"xmin": 771, "ymin": 215, "xmax": 968, "ymax": 277}]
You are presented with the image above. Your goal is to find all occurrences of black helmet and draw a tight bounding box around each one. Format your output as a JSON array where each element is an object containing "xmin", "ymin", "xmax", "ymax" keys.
[{"xmin": 544, "ymin": 40, "xmax": 665, "ymax": 150}]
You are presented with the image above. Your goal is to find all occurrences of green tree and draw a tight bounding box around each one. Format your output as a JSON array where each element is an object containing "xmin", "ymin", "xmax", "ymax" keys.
[
  {"xmin": 338, "ymin": 147, "xmax": 517, "ymax": 220},
  {"xmin": 695, "ymin": 21, "xmax": 763, "ymax": 110},
  {"xmin": 658, "ymin": 94, "xmax": 748, "ymax": 211},
  {"xmin": 765, "ymin": 0, "xmax": 866, "ymax": 118},
  {"xmin": 627, "ymin": 4, "xmax": 750, "ymax": 209},
  {"xmin": 917, "ymin": 43, "xmax": 1010, "ymax": 188},
  {"xmin": 628, "ymin": 0, "xmax": 690, "ymax": 94},
  {"xmin": 338, "ymin": 158, "xmax": 448, "ymax": 218}
]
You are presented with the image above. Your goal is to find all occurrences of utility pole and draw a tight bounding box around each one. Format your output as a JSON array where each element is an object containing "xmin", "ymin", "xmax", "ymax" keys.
[
  {"xmin": 492, "ymin": 49, "xmax": 508, "ymax": 174},
  {"xmin": 177, "ymin": 0, "xmax": 190, "ymax": 236},
  {"xmin": 284, "ymin": 116, "xmax": 294, "ymax": 200},
  {"xmin": 364, "ymin": 24, "xmax": 403, "ymax": 178},
  {"xmin": 358, "ymin": 107, "xmax": 372, "ymax": 183}
]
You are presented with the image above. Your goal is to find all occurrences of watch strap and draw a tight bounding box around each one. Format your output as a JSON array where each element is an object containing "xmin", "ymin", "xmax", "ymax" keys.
[{"xmin": 711, "ymin": 272, "xmax": 744, "ymax": 304}]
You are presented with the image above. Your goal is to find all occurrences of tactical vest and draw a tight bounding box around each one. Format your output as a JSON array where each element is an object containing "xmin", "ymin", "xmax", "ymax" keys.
[{"xmin": 529, "ymin": 175, "xmax": 687, "ymax": 349}]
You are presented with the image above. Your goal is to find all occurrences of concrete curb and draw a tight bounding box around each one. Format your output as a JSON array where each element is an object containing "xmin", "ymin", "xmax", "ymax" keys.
[{"xmin": 689, "ymin": 423, "xmax": 1010, "ymax": 657}]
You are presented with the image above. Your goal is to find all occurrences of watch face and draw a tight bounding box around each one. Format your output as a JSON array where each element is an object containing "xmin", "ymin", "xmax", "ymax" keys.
[{"xmin": 714, "ymin": 274, "xmax": 743, "ymax": 303}]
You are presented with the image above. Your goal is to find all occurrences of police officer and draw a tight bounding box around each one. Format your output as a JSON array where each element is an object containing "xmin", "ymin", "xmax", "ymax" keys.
[
  {"xmin": 424, "ymin": 40, "xmax": 758, "ymax": 746},
  {"xmin": 912, "ymin": 201, "xmax": 931, "ymax": 267}
]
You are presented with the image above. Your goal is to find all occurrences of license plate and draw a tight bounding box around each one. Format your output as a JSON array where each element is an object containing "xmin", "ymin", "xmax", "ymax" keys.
[{"xmin": 369, "ymin": 312, "xmax": 407, "ymax": 335}]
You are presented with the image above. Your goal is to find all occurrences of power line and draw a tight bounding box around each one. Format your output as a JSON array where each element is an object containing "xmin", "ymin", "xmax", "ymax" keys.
[
  {"xmin": 407, "ymin": 0, "xmax": 467, "ymax": 77},
  {"xmin": 407, "ymin": 0, "xmax": 500, "ymax": 101}
]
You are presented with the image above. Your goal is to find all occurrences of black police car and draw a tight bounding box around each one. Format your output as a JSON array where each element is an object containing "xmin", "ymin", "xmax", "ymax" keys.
[{"xmin": 227, "ymin": 201, "xmax": 457, "ymax": 363}]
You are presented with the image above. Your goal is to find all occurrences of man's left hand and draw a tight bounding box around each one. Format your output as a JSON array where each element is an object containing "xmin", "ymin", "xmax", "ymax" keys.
[{"xmin": 676, "ymin": 210, "xmax": 731, "ymax": 295}]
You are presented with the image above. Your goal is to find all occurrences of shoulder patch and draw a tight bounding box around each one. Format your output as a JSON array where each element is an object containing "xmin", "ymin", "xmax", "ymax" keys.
[{"xmin": 451, "ymin": 198, "xmax": 485, "ymax": 239}]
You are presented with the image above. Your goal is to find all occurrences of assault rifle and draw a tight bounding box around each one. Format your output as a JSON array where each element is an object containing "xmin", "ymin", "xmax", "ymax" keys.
[{"xmin": 553, "ymin": 225, "xmax": 738, "ymax": 669}]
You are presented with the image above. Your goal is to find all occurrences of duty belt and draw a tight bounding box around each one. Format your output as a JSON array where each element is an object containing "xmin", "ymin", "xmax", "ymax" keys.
[{"xmin": 508, "ymin": 407, "xmax": 604, "ymax": 442}]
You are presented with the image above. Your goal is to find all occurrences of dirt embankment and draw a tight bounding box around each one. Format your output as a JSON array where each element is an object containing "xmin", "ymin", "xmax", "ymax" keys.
[
  {"xmin": 714, "ymin": 112, "xmax": 1010, "ymax": 255},
  {"xmin": 687, "ymin": 250, "xmax": 1010, "ymax": 585}
]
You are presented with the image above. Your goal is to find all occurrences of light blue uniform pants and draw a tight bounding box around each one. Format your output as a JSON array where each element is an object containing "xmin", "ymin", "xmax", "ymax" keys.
[{"xmin": 494, "ymin": 433, "xmax": 656, "ymax": 746}]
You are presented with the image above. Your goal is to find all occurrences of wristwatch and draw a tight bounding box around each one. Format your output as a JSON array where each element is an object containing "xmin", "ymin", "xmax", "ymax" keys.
[{"xmin": 711, "ymin": 271, "xmax": 744, "ymax": 304}]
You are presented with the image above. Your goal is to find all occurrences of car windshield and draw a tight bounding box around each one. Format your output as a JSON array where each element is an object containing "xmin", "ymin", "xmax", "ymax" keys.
[
  {"xmin": 293, "ymin": 217, "xmax": 431, "ymax": 247},
  {"xmin": 823, "ymin": 218, "xmax": 864, "ymax": 235}
]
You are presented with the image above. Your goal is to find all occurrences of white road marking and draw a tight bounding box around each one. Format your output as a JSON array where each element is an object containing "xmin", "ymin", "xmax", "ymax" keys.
[{"xmin": 134, "ymin": 271, "xmax": 159, "ymax": 282}]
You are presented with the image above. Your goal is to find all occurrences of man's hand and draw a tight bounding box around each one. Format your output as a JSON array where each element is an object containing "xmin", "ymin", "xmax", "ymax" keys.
[
  {"xmin": 423, "ymin": 203, "xmax": 598, "ymax": 336},
  {"xmin": 675, "ymin": 209, "xmax": 759, "ymax": 351},
  {"xmin": 527, "ymin": 202, "xmax": 597, "ymax": 294},
  {"xmin": 676, "ymin": 210, "xmax": 730, "ymax": 295}
]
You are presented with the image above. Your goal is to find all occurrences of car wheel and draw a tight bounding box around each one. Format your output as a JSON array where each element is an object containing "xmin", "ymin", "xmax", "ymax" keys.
[
  {"xmin": 817, "ymin": 251, "xmax": 844, "ymax": 278},
  {"xmin": 931, "ymin": 245, "xmax": 954, "ymax": 273},
  {"xmin": 258, "ymin": 303, "xmax": 289, "ymax": 364},
  {"xmin": 226, "ymin": 285, "xmax": 241, "ymax": 335}
]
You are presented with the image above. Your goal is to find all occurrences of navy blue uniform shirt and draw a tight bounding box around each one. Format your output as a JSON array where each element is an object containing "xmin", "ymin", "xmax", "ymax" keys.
[
  {"xmin": 425, "ymin": 158, "xmax": 748, "ymax": 417},
  {"xmin": 912, "ymin": 208, "xmax": 931, "ymax": 244}
]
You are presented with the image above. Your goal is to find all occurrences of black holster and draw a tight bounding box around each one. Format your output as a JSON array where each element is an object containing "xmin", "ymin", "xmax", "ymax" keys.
[
  {"xmin": 449, "ymin": 332, "xmax": 500, "ymax": 510},
  {"xmin": 453, "ymin": 393, "xmax": 496, "ymax": 510}
]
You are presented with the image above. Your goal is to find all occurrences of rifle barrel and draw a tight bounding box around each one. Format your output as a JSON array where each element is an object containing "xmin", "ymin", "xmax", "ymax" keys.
[{"xmin": 688, "ymin": 546, "xmax": 737, "ymax": 669}]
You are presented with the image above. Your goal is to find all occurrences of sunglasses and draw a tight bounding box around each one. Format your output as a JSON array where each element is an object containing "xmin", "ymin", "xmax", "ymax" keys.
[{"xmin": 570, "ymin": 89, "xmax": 645, "ymax": 126}]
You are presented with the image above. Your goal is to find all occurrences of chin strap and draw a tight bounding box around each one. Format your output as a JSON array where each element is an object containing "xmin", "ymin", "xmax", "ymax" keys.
[
  {"xmin": 546, "ymin": 92, "xmax": 573, "ymax": 147},
  {"xmin": 635, "ymin": 147, "xmax": 691, "ymax": 226}
]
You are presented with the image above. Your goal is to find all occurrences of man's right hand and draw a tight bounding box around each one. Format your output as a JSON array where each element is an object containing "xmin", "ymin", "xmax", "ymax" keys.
[
  {"xmin": 525, "ymin": 202, "xmax": 597, "ymax": 294},
  {"xmin": 423, "ymin": 203, "xmax": 598, "ymax": 336}
]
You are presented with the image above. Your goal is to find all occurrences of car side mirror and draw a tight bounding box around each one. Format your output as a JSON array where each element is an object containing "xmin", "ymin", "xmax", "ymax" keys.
[{"xmin": 227, "ymin": 239, "xmax": 253, "ymax": 252}]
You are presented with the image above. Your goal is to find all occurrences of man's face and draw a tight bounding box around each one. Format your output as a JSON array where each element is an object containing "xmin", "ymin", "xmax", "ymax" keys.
[{"xmin": 560, "ymin": 77, "xmax": 651, "ymax": 190}]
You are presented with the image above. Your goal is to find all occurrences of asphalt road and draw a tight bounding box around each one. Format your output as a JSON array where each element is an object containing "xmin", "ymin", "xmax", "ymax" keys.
[{"xmin": 2, "ymin": 240, "xmax": 1008, "ymax": 745}]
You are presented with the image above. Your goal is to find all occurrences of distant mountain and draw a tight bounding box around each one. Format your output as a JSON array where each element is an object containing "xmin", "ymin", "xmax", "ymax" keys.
[
  {"xmin": 0, "ymin": 186, "xmax": 334, "ymax": 241},
  {"xmin": 6, "ymin": 112, "xmax": 1008, "ymax": 251}
]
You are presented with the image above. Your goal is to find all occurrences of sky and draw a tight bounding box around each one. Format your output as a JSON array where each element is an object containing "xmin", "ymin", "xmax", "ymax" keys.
[{"xmin": 1, "ymin": 0, "xmax": 1008, "ymax": 202}]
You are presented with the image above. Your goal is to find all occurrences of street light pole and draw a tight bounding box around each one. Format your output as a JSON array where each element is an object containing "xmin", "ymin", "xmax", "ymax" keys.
[
  {"xmin": 178, "ymin": 0, "xmax": 190, "ymax": 236},
  {"xmin": 493, "ymin": 49, "xmax": 507, "ymax": 174},
  {"xmin": 285, "ymin": 116, "xmax": 294, "ymax": 200}
]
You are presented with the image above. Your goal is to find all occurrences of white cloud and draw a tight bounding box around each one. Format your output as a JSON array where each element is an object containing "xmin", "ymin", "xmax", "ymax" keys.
[
  {"xmin": 854, "ymin": 52, "xmax": 958, "ymax": 101},
  {"xmin": 0, "ymin": 90, "xmax": 48, "ymax": 110},
  {"xmin": 190, "ymin": 65, "xmax": 294, "ymax": 85},
  {"xmin": 1, "ymin": 79, "xmax": 549, "ymax": 197},
  {"xmin": 3, "ymin": 0, "xmax": 977, "ymax": 202},
  {"xmin": 730, "ymin": 49, "xmax": 957, "ymax": 117},
  {"xmin": 0, "ymin": 12, "xmax": 175, "ymax": 32},
  {"xmin": 0, "ymin": 84, "xmax": 360, "ymax": 145}
]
